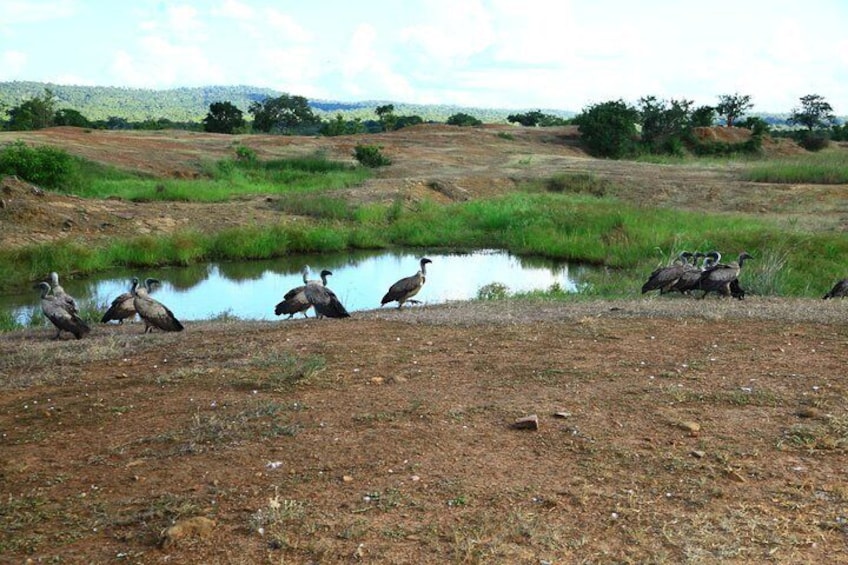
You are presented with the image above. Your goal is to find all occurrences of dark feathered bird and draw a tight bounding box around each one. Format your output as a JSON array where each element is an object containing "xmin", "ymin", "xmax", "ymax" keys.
[
  {"xmin": 669, "ymin": 251, "xmax": 706, "ymax": 295},
  {"xmin": 274, "ymin": 266, "xmax": 329, "ymax": 319},
  {"xmin": 381, "ymin": 257, "xmax": 432, "ymax": 308},
  {"xmin": 304, "ymin": 270, "xmax": 350, "ymax": 319},
  {"xmin": 823, "ymin": 278, "xmax": 848, "ymax": 299},
  {"xmin": 35, "ymin": 281, "xmax": 90, "ymax": 339},
  {"xmin": 49, "ymin": 271, "xmax": 79, "ymax": 314},
  {"xmin": 697, "ymin": 251, "xmax": 753, "ymax": 298},
  {"xmin": 133, "ymin": 278, "xmax": 184, "ymax": 333},
  {"xmin": 101, "ymin": 278, "xmax": 138, "ymax": 324},
  {"xmin": 641, "ymin": 252, "xmax": 692, "ymax": 295}
]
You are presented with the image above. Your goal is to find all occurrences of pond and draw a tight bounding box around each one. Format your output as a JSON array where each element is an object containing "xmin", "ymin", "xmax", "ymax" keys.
[{"xmin": 4, "ymin": 249, "xmax": 598, "ymax": 324}]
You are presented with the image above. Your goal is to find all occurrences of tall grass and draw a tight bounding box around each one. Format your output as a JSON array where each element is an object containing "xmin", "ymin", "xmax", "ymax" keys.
[
  {"xmin": 742, "ymin": 150, "xmax": 848, "ymax": 184},
  {"xmin": 71, "ymin": 153, "xmax": 370, "ymax": 201},
  {"xmin": 2, "ymin": 188, "xmax": 847, "ymax": 298}
]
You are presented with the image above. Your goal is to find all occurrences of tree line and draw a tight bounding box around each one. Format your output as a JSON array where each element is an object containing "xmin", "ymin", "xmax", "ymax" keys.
[{"xmin": 1, "ymin": 85, "xmax": 845, "ymax": 159}]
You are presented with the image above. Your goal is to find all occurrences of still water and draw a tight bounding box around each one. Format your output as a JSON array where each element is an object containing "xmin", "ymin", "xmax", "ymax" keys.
[{"xmin": 5, "ymin": 249, "xmax": 595, "ymax": 324}]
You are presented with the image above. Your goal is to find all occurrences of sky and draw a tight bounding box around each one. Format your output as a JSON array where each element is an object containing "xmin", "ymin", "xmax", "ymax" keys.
[{"xmin": 1, "ymin": 0, "xmax": 847, "ymax": 113}]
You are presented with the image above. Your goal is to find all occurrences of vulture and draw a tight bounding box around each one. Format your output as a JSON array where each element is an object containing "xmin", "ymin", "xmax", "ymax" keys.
[
  {"xmin": 641, "ymin": 252, "xmax": 693, "ymax": 295},
  {"xmin": 697, "ymin": 251, "xmax": 753, "ymax": 299},
  {"xmin": 274, "ymin": 266, "xmax": 329, "ymax": 319},
  {"xmin": 669, "ymin": 251, "xmax": 706, "ymax": 295},
  {"xmin": 381, "ymin": 257, "xmax": 433, "ymax": 308},
  {"xmin": 101, "ymin": 278, "xmax": 138, "ymax": 324},
  {"xmin": 133, "ymin": 278, "xmax": 184, "ymax": 333},
  {"xmin": 823, "ymin": 278, "xmax": 848, "ymax": 299},
  {"xmin": 49, "ymin": 271, "xmax": 79, "ymax": 314},
  {"xmin": 304, "ymin": 270, "xmax": 350, "ymax": 318},
  {"xmin": 35, "ymin": 281, "xmax": 90, "ymax": 339}
]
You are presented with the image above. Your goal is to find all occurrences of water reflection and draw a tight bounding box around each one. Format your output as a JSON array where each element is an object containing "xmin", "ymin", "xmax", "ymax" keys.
[{"xmin": 4, "ymin": 249, "xmax": 595, "ymax": 324}]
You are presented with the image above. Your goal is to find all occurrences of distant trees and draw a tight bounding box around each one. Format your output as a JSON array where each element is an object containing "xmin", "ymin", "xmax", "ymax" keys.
[
  {"xmin": 506, "ymin": 110, "xmax": 568, "ymax": 127},
  {"xmin": 7, "ymin": 88, "xmax": 57, "ymax": 130},
  {"xmin": 637, "ymin": 96, "xmax": 693, "ymax": 154},
  {"xmin": 53, "ymin": 108, "xmax": 92, "ymax": 128},
  {"xmin": 446, "ymin": 112, "xmax": 482, "ymax": 127},
  {"xmin": 375, "ymin": 104, "xmax": 397, "ymax": 132},
  {"xmin": 788, "ymin": 94, "xmax": 836, "ymax": 131},
  {"xmin": 203, "ymin": 101, "xmax": 245, "ymax": 134},
  {"xmin": 319, "ymin": 113, "xmax": 367, "ymax": 136},
  {"xmin": 249, "ymin": 94, "xmax": 319, "ymax": 134},
  {"xmin": 715, "ymin": 93, "xmax": 753, "ymax": 127}
]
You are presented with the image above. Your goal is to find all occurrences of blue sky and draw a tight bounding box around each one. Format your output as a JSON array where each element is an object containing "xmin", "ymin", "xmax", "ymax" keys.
[{"xmin": 2, "ymin": 0, "xmax": 846, "ymax": 113}]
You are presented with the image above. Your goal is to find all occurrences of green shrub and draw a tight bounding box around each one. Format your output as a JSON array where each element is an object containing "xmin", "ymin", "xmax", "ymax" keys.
[
  {"xmin": 446, "ymin": 112, "xmax": 482, "ymax": 127},
  {"xmin": 354, "ymin": 144, "xmax": 391, "ymax": 168},
  {"xmin": 0, "ymin": 141, "xmax": 81, "ymax": 191}
]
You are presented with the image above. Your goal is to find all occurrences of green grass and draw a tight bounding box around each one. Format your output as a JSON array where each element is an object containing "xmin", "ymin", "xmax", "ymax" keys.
[
  {"xmin": 3, "ymin": 188, "xmax": 848, "ymax": 298},
  {"xmin": 71, "ymin": 153, "xmax": 369, "ymax": 202},
  {"xmin": 742, "ymin": 150, "xmax": 848, "ymax": 184}
]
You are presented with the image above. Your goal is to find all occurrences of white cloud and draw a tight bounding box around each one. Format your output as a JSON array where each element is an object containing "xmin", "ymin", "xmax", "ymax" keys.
[
  {"xmin": 214, "ymin": 0, "xmax": 255, "ymax": 20},
  {"xmin": 0, "ymin": 51, "xmax": 27, "ymax": 78},
  {"xmin": 1, "ymin": 0, "xmax": 76, "ymax": 24},
  {"xmin": 264, "ymin": 9, "xmax": 313, "ymax": 43},
  {"xmin": 110, "ymin": 37, "xmax": 224, "ymax": 88}
]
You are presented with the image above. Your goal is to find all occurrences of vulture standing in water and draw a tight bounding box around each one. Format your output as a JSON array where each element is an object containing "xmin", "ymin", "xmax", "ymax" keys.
[
  {"xmin": 304, "ymin": 270, "xmax": 350, "ymax": 318},
  {"xmin": 274, "ymin": 266, "xmax": 330, "ymax": 319},
  {"xmin": 697, "ymin": 251, "xmax": 753, "ymax": 299},
  {"xmin": 133, "ymin": 278, "xmax": 184, "ymax": 333},
  {"xmin": 823, "ymin": 278, "xmax": 848, "ymax": 299},
  {"xmin": 101, "ymin": 278, "xmax": 138, "ymax": 324},
  {"xmin": 641, "ymin": 252, "xmax": 693, "ymax": 295},
  {"xmin": 49, "ymin": 271, "xmax": 79, "ymax": 314},
  {"xmin": 381, "ymin": 257, "xmax": 432, "ymax": 308},
  {"xmin": 35, "ymin": 281, "xmax": 90, "ymax": 339}
]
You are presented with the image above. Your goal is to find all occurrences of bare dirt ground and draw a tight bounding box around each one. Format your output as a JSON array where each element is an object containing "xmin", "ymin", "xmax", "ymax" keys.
[{"xmin": 1, "ymin": 126, "xmax": 848, "ymax": 564}]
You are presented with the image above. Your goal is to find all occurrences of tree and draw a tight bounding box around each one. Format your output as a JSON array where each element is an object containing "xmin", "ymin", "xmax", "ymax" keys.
[
  {"xmin": 249, "ymin": 94, "xmax": 318, "ymax": 133},
  {"xmin": 375, "ymin": 104, "xmax": 396, "ymax": 132},
  {"xmin": 788, "ymin": 94, "xmax": 836, "ymax": 131},
  {"xmin": 53, "ymin": 108, "xmax": 92, "ymax": 128},
  {"xmin": 637, "ymin": 96, "xmax": 693, "ymax": 153},
  {"xmin": 715, "ymin": 93, "xmax": 753, "ymax": 127},
  {"xmin": 573, "ymin": 99, "xmax": 640, "ymax": 158},
  {"xmin": 7, "ymin": 88, "xmax": 57, "ymax": 130},
  {"xmin": 689, "ymin": 105, "xmax": 716, "ymax": 128},
  {"xmin": 203, "ymin": 101, "xmax": 245, "ymax": 134},
  {"xmin": 446, "ymin": 112, "xmax": 482, "ymax": 127}
]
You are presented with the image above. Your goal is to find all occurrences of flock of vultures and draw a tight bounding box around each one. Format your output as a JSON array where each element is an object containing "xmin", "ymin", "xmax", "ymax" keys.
[
  {"xmin": 28, "ymin": 252, "xmax": 848, "ymax": 340},
  {"xmin": 30, "ymin": 258, "xmax": 434, "ymax": 340}
]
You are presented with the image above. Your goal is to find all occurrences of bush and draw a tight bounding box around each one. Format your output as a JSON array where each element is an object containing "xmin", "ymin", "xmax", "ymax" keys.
[
  {"xmin": 797, "ymin": 132, "xmax": 830, "ymax": 152},
  {"xmin": 447, "ymin": 113, "xmax": 482, "ymax": 127},
  {"xmin": 354, "ymin": 144, "xmax": 391, "ymax": 168},
  {"xmin": 0, "ymin": 141, "xmax": 81, "ymax": 191},
  {"xmin": 574, "ymin": 100, "xmax": 640, "ymax": 158}
]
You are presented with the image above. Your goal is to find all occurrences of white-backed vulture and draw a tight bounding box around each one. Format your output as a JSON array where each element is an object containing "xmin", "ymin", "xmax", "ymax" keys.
[
  {"xmin": 133, "ymin": 278, "xmax": 184, "ymax": 333},
  {"xmin": 304, "ymin": 270, "xmax": 350, "ymax": 319},
  {"xmin": 381, "ymin": 257, "xmax": 432, "ymax": 308},
  {"xmin": 49, "ymin": 271, "xmax": 79, "ymax": 314},
  {"xmin": 101, "ymin": 278, "xmax": 138, "ymax": 324},
  {"xmin": 641, "ymin": 252, "xmax": 692, "ymax": 295},
  {"xmin": 274, "ymin": 266, "xmax": 330, "ymax": 319},
  {"xmin": 697, "ymin": 252, "xmax": 753, "ymax": 299},
  {"xmin": 35, "ymin": 281, "xmax": 90, "ymax": 339}
]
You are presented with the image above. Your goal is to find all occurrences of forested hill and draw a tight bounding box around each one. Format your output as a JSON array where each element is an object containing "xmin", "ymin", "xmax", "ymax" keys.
[{"xmin": 0, "ymin": 81, "xmax": 573, "ymax": 123}]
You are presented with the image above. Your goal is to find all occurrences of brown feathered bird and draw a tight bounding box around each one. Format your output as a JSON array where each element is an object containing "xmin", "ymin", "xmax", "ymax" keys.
[
  {"xmin": 35, "ymin": 281, "xmax": 90, "ymax": 339},
  {"xmin": 304, "ymin": 270, "xmax": 350, "ymax": 319},
  {"xmin": 823, "ymin": 278, "xmax": 848, "ymax": 299},
  {"xmin": 49, "ymin": 271, "xmax": 79, "ymax": 314},
  {"xmin": 101, "ymin": 278, "xmax": 138, "ymax": 324},
  {"xmin": 641, "ymin": 252, "xmax": 692, "ymax": 295},
  {"xmin": 697, "ymin": 252, "xmax": 753, "ymax": 299},
  {"xmin": 133, "ymin": 278, "xmax": 184, "ymax": 333},
  {"xmin": 274, "ymin": 266, "xmax": 329, "ymax": 319},
  {"xmin": 381, "ymin": 257, "xmax": 432, "ymax": 308}
]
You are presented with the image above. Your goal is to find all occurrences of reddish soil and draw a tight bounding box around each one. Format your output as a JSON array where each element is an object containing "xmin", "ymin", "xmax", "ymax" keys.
[{"xmin": 1, "ymin": 126, "xmax": 847, "ymax": 564}]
